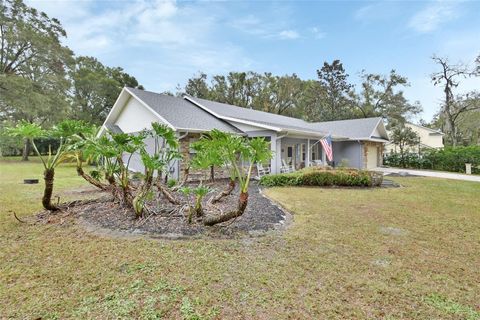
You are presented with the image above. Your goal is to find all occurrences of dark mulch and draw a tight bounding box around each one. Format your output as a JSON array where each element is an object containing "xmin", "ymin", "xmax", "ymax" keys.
[{"xmin": 70, "ymin": 180, "xmax": 288, "ymax": 239}]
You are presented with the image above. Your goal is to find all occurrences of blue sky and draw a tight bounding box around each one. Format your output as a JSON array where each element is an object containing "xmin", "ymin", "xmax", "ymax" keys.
[{"xmin": 28, "ymin": 0, "xmax": 480, "ymax": 121}]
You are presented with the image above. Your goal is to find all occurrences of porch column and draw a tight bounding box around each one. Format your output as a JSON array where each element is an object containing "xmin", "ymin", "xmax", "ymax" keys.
[
  {"xmin": 276, "ymin": 137, "xmax": 282, "ymax": 174},
  {"xmin": 306, "ymin": 139, "xmax": 311, "ymax": 167},
  {"xmin": 270, "ymin": 133, "xmax": 278, "ymax": 174},
  {"xmin": 322, "ymin": 145, "xmax": 326, "ymax": 164}
]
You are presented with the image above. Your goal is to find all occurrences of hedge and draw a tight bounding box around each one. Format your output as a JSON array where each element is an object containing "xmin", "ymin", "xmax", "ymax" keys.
[
  {"xmin": 384, "ymin": 146, "xmax": 480, "ymax": 174},
  {"xmin": 259, "ymin": 167, "xmax": 383, "ymax": 187}
]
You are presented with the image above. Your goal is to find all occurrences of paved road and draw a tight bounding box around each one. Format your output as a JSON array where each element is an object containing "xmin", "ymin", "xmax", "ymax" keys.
[{"xmin": 374, "ymin": 167, "xmax": 480, "ymax": 183}]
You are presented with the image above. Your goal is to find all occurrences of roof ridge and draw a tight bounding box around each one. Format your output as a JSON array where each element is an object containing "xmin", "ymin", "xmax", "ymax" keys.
[
  {"xmin": 311, "ymin": 117, "xmax": 383, "ymax": 125},
  {"xmin": 192, "ymin": 96, "xmax": 311, "ymax": 124}
]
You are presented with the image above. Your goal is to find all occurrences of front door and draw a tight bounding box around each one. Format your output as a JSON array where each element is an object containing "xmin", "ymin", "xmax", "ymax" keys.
[
  {"xmin": 286, "ymin": 145, "xmax": 295, "ymax": 166},
  {"xmin": 367, "ymin": 145, "xmax": 378, "ymax": 169}
]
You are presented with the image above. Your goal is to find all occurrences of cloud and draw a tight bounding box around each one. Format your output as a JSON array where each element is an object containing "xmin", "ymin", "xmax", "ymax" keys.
[
  {"xmin": 354, "ymin": 2, "xmax": 399, "ymax": 23},
  {"xmin": 25, "ymin": 0, "xmax": 256, "ymax": 93},
  {"xmin": 230, "ymin": 14, "xmax": 290, "ymax": 39},
  {"xmin": 408, "ymin": 2, "xmax": 461, "ymax": 33},
  {"xmin": 278, "ymin": 30, "xmax": 299, "ymax": 40},
  {"xmin": 230, "ymin": 9, "xmax": 317, "ymax": 41},
  {"xmin": 310, "ymin": 27, "xmax": 326, "ymax": 39},
  {"xmin": 27, "ymin": 0, "xmax": 219, "ymax": 54}
]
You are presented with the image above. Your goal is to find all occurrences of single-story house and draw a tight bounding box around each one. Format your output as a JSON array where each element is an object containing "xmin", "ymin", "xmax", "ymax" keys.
[
  {"xmin": 100, "ymin": 87, "xmax": 389, "ymax": 180},
  {"xmin": 385, "ymin": 122, "xmax": 444, "ymax": 154}
]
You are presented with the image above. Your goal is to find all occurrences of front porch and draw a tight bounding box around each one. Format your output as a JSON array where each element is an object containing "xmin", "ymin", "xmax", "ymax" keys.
[
  {"xmin": 278, "ymin": 137, "xmax": 326, "ymax": 171},
  {"xmin": 249, "ymin": 132, "xmax": 330, "ymax": 175}
]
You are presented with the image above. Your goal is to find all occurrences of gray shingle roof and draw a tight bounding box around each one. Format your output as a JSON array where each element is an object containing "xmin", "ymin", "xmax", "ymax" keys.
[
  {"xmin": 126, "ymin": 88, "xmax": 241, "ymax": 133},
  {"xmin": 127, "ymin": 88, "xmax": 386, "ymax": 140},
  {"xmin": 188, "ymin": 97, "xmax": 327, "ymax": 136},
  {"xmin": 308, "ymin": 117, "xmax": 384, "ymax": 139},
  {"xmin": 188, "ymin": 96, "xmax": 385, "ymax": 140}
]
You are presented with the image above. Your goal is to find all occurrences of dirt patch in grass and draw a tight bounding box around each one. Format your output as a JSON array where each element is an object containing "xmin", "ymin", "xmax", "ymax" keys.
[{"xmin": 37, "ymin": 181, "xmax": 290, "ymax": 240}]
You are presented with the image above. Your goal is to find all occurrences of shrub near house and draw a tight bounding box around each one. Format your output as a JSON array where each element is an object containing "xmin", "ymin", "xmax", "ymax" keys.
[
  {"xmin": 384, "ymin": 146, "xmax": 480, "ymax": 174},
  {"xmin": 259, "ymin": 167, "xmax": 383, "ymax": 187}
]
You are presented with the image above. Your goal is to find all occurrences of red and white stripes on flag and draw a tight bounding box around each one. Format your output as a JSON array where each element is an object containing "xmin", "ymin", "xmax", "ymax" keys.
[{"xmin": 320, "ymin": 135, "xmax": 333, "ymax": 162}]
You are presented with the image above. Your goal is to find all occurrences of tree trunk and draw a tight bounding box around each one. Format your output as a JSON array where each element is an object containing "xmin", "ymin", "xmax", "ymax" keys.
[
  {"xmin": 76, "ymin": 167, "xmax": 108, "ymax": 190},
  {"xmin": 42, "ymin": 168, "xmax": 58, "ymax": 211},
  {"xmin": 22, "ymin": 138, "xmax": 30, "ymax": 161},
  {"xmin": 204, "ymin": 192, "xmax": 248, "ymax": 226},
  {"xmin": 157, "ymin": 181, "xmax": 180, "ymax": 205},
  {"xmin": 195, "ymin": 198, "xmax": 203, "ymax": 217},
  {"xmin": 133, "ymin": 175, "xmax": 153, "ymax": 218},
  {"xmin": 209, "ymin": 179, "xmax": 235, "ymax": 204},
  {"xmin": 105, "ymin": 173, "xmax": 116, "ymax": 185}
]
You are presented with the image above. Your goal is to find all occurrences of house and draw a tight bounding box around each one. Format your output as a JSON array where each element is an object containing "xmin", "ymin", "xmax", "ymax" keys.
[
  {"xmin": 100, "ymin": 87, "xmax": 389, "ymax": 180},
  {"xmin": 385, "ymin": 123, "xmax": 444, "ymax": 154}
]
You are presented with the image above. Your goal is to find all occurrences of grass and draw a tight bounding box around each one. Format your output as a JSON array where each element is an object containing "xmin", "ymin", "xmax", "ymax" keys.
[{"xmin": 1, "ymin": 158, "xmax": 479, "ymax": 319}]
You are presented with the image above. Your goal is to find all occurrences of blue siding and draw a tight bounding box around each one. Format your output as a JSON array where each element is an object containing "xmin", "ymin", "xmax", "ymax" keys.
[{"xmin": 332, "ymin": 141, "xmax": 363, "ymax": 169}]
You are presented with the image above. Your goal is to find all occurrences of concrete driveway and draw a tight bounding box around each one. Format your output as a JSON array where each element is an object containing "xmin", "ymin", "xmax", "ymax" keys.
[{"xmin": 374, "ymin": 167, "xmax": 480, "ymax": 183}]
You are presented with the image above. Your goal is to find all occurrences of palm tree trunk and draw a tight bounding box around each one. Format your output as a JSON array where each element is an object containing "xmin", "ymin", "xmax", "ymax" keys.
[
  {"xmin": 105, "ymin": 173, "xmax": 115, "ymax": 185},
  {"xmin": 204, "ymin": 192, "xmax": 248, "ymax": 226},
  {"xmin": 133, "ymin": 175, "xmax": 153, "ymax": 218},
  {"xmin": 156, "ymin": 180, "xmax": 180, "ymax": 205},
  {"xmin": 76, "ymin": 167, "xmax": 108, "ymax": 190},
  {"xmin": 195, "ymin": 197, "xmax": 203, "ymax": 217},
  {"xmin": 42, "ymin": 168, "xmax": 57, "ymax": 211},
  {"xmin": 210, "ymin": 179, "xmax": 235, "ymax": 204},
  {"xmin": 22, "ymin": 138, "xmax": 30, "ymax": 161}
]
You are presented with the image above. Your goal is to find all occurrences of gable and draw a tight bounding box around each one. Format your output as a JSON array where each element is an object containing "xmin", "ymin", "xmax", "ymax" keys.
[{"xmin": 114, "ymin": 97, "xmax": 163, "ymax": 133}]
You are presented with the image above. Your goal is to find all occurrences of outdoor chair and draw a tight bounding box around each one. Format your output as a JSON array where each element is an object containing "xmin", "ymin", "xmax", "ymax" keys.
[
  {"xmin": 280, "ymin": 160, "xmax": 295, "ymax": 173},
  {"xmin": 256, "ymin": 163, "xmax": 271, "ymax": 178}
]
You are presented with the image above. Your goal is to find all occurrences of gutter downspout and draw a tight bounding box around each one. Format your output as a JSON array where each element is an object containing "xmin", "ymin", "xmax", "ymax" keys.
[{"xmin": 175, "ymin": 131, "xmax": 189, "ymax": 180}]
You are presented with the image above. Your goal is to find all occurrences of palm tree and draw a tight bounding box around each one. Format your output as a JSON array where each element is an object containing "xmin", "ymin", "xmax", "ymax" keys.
[
  {"xmin": 192, "ymin": 130, "xmax": 241, "ymax": 204},
  {"xmin": 7, "ymin": 121, "xmax": 68, "ymax": 210},
  {"xmin": 203, "ymin": 136, "xmax": 272, "ymax": 226},
  {"xmin": 132, "ymin": 123, "xmax": 181, "ymax": 217},
  {"xmin": 61, "ymin": 120, "xmax": 109, "ymax": 190},
  {"xmin": 192, "ymin": 185, "xmax": 210, "ymax": 218}
]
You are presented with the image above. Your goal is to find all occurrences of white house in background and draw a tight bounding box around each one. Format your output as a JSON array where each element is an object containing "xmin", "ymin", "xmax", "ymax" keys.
[
  {"xmin": 100, "ymin": 87, "xmax": 389, "ymax": 180},
  {"xmin": 385, "ymin": 122, "xmax": 444, "ymax": 154}
]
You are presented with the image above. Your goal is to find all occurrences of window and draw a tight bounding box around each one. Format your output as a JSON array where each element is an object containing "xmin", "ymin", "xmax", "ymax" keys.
[
  {"xmin": 287, "ymin": 146, "xmax": 293, "ymax": 157},
  {"xmin": 301, "ymin": 144, "xmax": 306, "ymax": 161}
]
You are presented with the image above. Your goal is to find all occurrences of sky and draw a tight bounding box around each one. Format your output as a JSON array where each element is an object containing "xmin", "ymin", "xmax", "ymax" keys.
[{"xmin": 27, "ymin": 0, "xmax": 480, "ymax": 122}]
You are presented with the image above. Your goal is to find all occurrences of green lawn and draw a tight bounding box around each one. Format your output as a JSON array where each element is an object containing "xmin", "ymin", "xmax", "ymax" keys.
[{"xmin": 1, "ymin": 159, "xmax": 479, "ymax": 319}]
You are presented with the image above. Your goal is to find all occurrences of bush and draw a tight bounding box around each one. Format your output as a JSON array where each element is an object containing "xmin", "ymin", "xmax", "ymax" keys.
[
  {"xmin": 259, "ymin": 167, "xmax": 382, "ymax": 187},
  {"xmin": 384, "ymin": 146, "xmax": 480, "ymax": 174}
]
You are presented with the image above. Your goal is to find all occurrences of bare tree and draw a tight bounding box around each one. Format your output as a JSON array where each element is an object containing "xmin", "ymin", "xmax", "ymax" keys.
[{"xmin": 431, "ymin": 55, "xmax": 479, "ymax": 146}]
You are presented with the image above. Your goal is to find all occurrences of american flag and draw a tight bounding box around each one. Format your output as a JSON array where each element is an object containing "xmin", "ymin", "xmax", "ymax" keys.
[{"xmin": 320, "ymin": 135, "xmax": 333, "ymax": 162}]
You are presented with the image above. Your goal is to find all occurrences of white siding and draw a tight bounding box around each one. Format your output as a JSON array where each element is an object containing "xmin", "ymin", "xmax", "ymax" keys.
[
  {"xmin": 406, "ymin": 124, "xmax": 443, "ymax": 149},
  {"xmin": 385, "ymin": 123, "xmax": 444, "ymax": 153},
  {"xmin": 114, "ymin": 97, "xmax": 163, "ymax": 133}
]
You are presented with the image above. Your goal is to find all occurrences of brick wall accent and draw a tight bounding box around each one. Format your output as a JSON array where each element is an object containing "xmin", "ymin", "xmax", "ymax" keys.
[
  {"xmin": 362, "ymin": 141, "xmax": 384, "ymax": 169},
  {"xmin": 178, "ymin": 133, "xmax": 231, "ymax": 182}
]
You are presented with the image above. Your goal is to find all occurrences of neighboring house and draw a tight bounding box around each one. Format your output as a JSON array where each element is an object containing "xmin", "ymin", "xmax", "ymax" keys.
[
  {"xmin": 100, "ymin": 87, "xmax": 389, "ymax": 180},
  {"xmin": 385, "ymin": 123, "xmax": 444, "ymax": 154}
]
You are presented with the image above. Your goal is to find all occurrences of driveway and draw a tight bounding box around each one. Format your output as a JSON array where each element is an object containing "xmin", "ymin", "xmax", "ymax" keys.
[{"xmin": 374, "ymin": 167, "xmax": 480, "ymax": 183}]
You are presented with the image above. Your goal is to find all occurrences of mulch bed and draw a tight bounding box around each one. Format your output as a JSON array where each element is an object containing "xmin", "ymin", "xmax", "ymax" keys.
[{"xmin": 45, "ymin": 180, "xmax": 289, "ymax": 239}]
